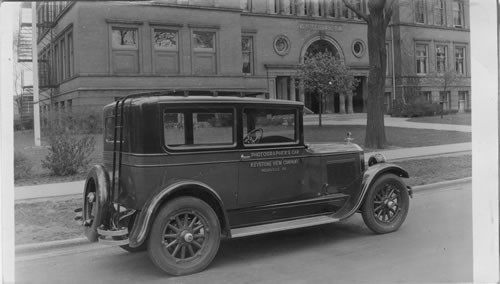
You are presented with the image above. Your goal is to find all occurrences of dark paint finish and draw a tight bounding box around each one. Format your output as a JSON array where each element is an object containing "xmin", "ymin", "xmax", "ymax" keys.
[{"xmin": 95, "ymin": 95, "xmax": 408, "ymax": 248}]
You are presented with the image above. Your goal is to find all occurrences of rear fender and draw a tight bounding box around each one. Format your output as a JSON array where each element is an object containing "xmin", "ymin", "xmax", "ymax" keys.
[{"xmin": 128, "ymin": 180, "xmax": 230, "ymax": 248}]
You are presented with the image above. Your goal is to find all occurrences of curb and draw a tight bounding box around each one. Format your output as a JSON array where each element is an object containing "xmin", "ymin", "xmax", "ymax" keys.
[
  {"xmin": 15, "ymin": 177, "xmax": 472, "ymax": 256},
  {"xmin": 411, "ymin": 177, "xmax": 472, "ymax": 193},
  {"xmin": 387, "ymin": 150, "xmax": 471, "ymax": 163},
  {"xmin": 16, "ymin": 237, "xmax": 89, "ymax": 255}
]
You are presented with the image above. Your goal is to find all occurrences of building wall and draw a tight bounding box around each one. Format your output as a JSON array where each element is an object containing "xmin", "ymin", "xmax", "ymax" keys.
[{"xmin": 36, "ymin": 0, "xmax": 471, "ymax": 114}]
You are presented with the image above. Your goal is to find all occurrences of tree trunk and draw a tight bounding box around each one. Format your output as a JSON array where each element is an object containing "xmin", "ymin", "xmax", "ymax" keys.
[
  {"xmin": 364, "ymin": 11, "xmax": 387, "ymax": 149},
  {"xmin": 318, "ymin": 93, "xmax": 323, "ymax": 127}
]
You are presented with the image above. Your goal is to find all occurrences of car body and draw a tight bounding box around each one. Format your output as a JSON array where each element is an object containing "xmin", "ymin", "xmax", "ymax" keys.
[{"xmin": 77, "ymin": 92, "xmax": 412, "ymax": 276}]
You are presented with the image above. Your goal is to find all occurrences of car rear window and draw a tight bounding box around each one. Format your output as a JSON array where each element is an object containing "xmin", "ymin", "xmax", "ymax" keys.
[{"xmin": 163, "ymin": 108, "xmax": 235, "ymax": 149}]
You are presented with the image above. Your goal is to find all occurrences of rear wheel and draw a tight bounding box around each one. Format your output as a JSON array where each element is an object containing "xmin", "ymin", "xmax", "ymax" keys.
[
  {"xmin": 147, "ymin": 197, "xmax": 221, "ymax": 276},
  {"xmin": 361, "ymin": 174, "xmax": 410, "ymax": 234}
]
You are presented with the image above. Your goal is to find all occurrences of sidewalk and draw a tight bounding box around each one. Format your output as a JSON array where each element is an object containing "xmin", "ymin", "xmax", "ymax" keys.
[
  {"xmin": 14, "ymin": 142, "xmax": 471, "ymax": 202},
  {"xmin": 303, "ymin": 114, "xmax": 472, "ymax": 133}
]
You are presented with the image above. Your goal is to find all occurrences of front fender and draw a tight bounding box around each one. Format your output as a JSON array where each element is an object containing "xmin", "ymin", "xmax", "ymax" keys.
[
  {"xmin": 128, "ymin": 180, "xmax": 230, "ymax": 248},
  {"xmin": 336, "ymin": 163, "xmax": 410, "ymax": 221}
]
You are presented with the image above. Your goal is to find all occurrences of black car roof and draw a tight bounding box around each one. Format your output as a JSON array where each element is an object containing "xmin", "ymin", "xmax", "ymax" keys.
[{"xmin": 105, "ymin": 94, "xmax": 304, "ymax": 109}]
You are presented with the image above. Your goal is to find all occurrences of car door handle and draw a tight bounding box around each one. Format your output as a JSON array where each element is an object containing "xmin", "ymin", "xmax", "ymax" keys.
[{"xmin": 241, "ymin": 154, "xmax": 251, "ymax": 160}]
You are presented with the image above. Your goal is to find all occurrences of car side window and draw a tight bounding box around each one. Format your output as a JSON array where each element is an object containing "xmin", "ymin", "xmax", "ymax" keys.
[
  {"xmin": 243, "ymin": 108, "xmax": 297, "ymax": 146},
  {"xmin": 163, "ymin": 108, "xmax": 235, "ymax": 149}
]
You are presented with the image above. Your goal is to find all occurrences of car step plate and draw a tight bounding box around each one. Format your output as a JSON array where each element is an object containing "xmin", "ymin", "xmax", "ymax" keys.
[{"xmin": 231, "ymin": 215, "xmax": 340, "ymax": 238}]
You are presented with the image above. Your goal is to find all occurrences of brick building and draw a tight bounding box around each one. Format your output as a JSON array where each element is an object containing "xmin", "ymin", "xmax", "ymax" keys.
[{"xmin": 35, "ymin": 0, "xmax": 470, "ymax": 115}]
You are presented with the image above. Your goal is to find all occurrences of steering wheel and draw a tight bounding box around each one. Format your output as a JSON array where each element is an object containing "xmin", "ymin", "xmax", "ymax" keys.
[{"xmin": 244, "ymin": 128, "xmax": 264, "ymax": 144}]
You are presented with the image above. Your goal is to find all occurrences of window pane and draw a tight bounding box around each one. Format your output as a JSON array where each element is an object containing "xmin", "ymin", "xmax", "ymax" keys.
[
  {"xmin": 193, "ymin": 31, "xmax": 215, "ymax": 50},
  {"xmin": 154, "ymin": 29, "xmax": 178, "ymax": 49},
  {"xmin": 436, "ymin": 45, "xmax": 447, "ymax": 73},
  {"xmin": 193, "ymin": 112, "xmax": 233, "ymax": 144},
  {"xmin": 434, "ymin": 0, "xmax": 445, "ymax": 26},
  {"xmin": 415, "ymin": 0, "xmax": 425, "ymax": 23},
  {"xmin": 453, "ymin": 0, "xmax": 463, "ymax": 27},
  {"xmin": 112, "ymin": 28, "xmax": 138, "ymax": 48},
  {"xmin": 242, "ymin": 37, "xmax": 252, "ymax": 74},
  {"xmin": 455, "ymin": 47, "xmax": 465, "ymax": 74},
  {"xmin": 163, "ymin": 110, "xmax": 234, "ymax": 148},
  {"xmin": 416, "ymin": 44, "xmax": 427, "ymax": 74},
  {"xmin": 243, "ymin": 108, "xmax": 296, "ymax": 145}
]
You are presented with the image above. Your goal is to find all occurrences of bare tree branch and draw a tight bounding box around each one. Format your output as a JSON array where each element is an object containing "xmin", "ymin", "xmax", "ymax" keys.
[
  {"xmin": 384, "ymin": 0, "xmax": 396, "ymax": 27},
  {"xmin": 342, "ymin": 0, "xmax": 369, "ymax": 22}
]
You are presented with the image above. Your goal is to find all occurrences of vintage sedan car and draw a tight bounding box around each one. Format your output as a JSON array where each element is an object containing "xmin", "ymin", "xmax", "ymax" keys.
[{"xmin": 76, "ymin": 92, "xmax": 411, "ymax": 276}]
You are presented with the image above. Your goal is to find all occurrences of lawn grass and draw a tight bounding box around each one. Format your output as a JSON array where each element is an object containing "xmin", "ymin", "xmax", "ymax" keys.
[
  {"xmin": 15, "ymin": 154, "xmax": 472, "ymax": 245},
  {"xmin": 14, "ymin": 130, "xmax": 103, "ymax": 186},
  {"xmin": 407, "ymin": 113, "xmax": 471, "ymax": 125},
  {"xmin": 304, "ymin": 125, "xmax": 471, "ymax": 150},
  {"xmin": 14, "ymin": 125, "xmax": 471, "ymax": 186}
]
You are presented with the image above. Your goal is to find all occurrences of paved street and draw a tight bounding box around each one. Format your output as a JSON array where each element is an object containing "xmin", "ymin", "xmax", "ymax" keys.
[{"xmin": 16, "ymin": 181, "xmax": 472, "ymax": 283}]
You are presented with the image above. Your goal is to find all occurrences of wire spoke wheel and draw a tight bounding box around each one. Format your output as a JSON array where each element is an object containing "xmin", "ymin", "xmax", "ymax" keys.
[
  {"xmin": 162, "ymin": 211, "xmax": 209, "ymax": 262},
  {"xmin": 373, "ymin": 184, "xmax": 401, "ymax": 224},
  {"xmin": 148, "ymin": 197, "xmax": 221, "ymax": 276},
  {"xmin": 362, "ymin": 174, "xmax": 410, "ymax": 234}
]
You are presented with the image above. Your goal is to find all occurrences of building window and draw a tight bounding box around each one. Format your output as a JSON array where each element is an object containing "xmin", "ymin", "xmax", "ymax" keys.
[
  {"xmin": 192, "ymin": 30, "xmax": 217, "ymax": 74},
  {"xmin": 455, "ymin": 46, "xmax": 465, "ymax": 75},
  {"xmin": 353, "ymin": 0, "xmax": 363, "ymax": 20},
  {"xmin": 352, "ymin": 40, "xmax": 365, "ymax": 58},
  {"xmin": 153, "ymin": 28, "xmax": 179, "ymax": 74},
  {"xmin": 458, "ymin": 90, "xmax": 470, "ymax": 110},
  {"xmin": 60, "ymin": 38, "xmax": 66, "ymax": 81},
  {"xmin": 67, "ymin": 32, "xmax": 73, "ymax": 78},
  {"xmin": 416, "ymin": 44, "xmax": 428, "ymax": 75},
  {"xmin": 241, "ymin": 0, "xmax": 251, "ymax": 11},
  {"xmin": 452, "ymin": 0, "xmax": 464, "ymax": 27},
  {"xmin": 440, "ymin": 91, "xmax": 451, "ymax": 110},
  {"xmin": 242, "ymin": 36, "xmax": 253, "ymax": 74},
  {"xmin": 341, "ymin": 1, "xmax": 350, "ymax": 18},
  {"xmin": 436, "ymin": 45, "xmax": 447, "ymax": 73},
  {"xmin": 54, "ymin": 42, "xmax": 60, "ymax": 82},
  {"xmin": 111, "ymin": 26, "xmax": 140, "ymax": 73},
  {"xmin": 269, "ymin": 0, "xmax": 292, "ymax": 14},
  {"xmin": 67, "ymin": 99, "xmax": 72, "ymax": 112},
  {"xmin": 415, "ymin": 0, "xmax": 426, "ymax": 24},
  {"xmin": 434, "ymin": 0, "xmax": 445, "ymax": 26},
  {"xmin": 112, "ymin": 27, "xmax": 138, "ymax": 48},
  {"xmin": 420, "ymin": 91, "xmax": 432, "ymax": 103},
  {"xmin": 327, "ymin": 0, "xmax": 337, "ymax": 17}
]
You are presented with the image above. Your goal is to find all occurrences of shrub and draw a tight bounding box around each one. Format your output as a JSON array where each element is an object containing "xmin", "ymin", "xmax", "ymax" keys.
[
  {"xmin": 14, "ymin": 151, "xmax": 33, "ymax": 180},
  {"xmin": 14, "ymin": 118, "xmax": 23, "ymax": 131},
  {"xmin": 390, "ymin": 100, "xmax": 441, "ymax": 117},
  {"xmin": 42, "ymin": 131, "xmax": 95, "ymax": 176},
  {"xmin": 42, "ymin": 111, "xmax": 97, "ymax": 176}
]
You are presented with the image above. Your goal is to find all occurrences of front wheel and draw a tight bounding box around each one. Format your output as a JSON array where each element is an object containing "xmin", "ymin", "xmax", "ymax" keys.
[
  {"xmin": 147, "ymin": 197, "xmax": 221, "ymax": 276},
  {"xmin": 361, "ymin": 174, "xmax": 410, "ymax": 234}
]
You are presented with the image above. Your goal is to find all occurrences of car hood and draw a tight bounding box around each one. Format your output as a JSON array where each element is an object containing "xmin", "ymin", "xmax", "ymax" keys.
[{"xmin": 305, "ymin": 142, "xmax": 363, "ymax": 155}]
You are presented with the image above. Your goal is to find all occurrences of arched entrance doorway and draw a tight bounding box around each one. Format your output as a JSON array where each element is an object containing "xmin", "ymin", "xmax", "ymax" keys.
[
  {"xmin": 303, "ymin": 39, "xmax": 340, "ymax": 114},
  {"xmin": 300, "ymin": 38, "xmax": 365, "ymax": 114}
]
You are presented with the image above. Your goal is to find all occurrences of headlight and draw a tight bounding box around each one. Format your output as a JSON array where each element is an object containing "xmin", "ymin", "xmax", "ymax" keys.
[{"xmin": 368, "ymin": 153, "xmax": 386, "ymax": 166}]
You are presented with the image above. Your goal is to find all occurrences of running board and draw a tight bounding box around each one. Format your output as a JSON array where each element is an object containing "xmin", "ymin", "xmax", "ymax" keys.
[{"xmin": 230, "ymin": 215, "xmax": 339, "ymax": 239}]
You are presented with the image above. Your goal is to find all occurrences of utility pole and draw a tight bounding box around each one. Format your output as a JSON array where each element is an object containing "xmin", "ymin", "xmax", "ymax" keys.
[{"xmin": 31, "ymin": 1, "xmax": 40, "ymax": 146}]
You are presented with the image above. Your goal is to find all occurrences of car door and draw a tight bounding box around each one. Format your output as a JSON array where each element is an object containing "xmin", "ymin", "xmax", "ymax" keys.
[{"xmin": 237, "ymin": 106, "xmax": 306, "ymax": 206}]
